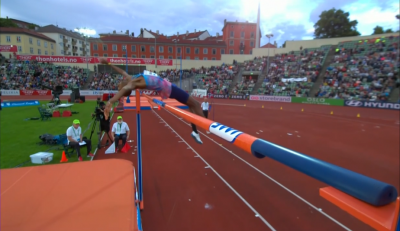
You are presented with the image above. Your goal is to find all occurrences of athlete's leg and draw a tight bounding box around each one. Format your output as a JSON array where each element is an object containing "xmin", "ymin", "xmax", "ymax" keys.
[{"xmin": 169, "ymin": 84, "xmax": 205, "ymax": 144}]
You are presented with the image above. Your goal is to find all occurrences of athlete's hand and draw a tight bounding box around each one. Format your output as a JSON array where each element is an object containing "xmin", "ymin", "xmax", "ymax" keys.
[
  {"xmin": 99, "ymin": 57, "xmax": 109, "ymax": 64},
  {"xmin": 104, "ymin": 101, "xmax": 112, "ymax": 120}
]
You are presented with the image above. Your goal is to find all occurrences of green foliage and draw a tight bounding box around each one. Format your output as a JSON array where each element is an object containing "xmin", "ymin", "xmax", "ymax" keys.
[
  {"xmin": 27, "ymin": 23, "xmax": 39, "ymax": 29},
  {"xmin": 372, "ymin": 26, "xmax": 394, "ymax": 35},
  {"xmin": 0, "ymin": 18, "xmax": 18, "ymax": 28},
  {"xmin": 314, "ymin": 8, "xmax": 360, "ymax": 39}
]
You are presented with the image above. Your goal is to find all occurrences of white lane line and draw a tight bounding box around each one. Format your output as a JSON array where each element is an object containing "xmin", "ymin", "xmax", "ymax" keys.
[
  {"xmin": 152, "ymin": 109, "xmax": 276, "ymax": 231},
  {"xmin": 162, "ymin": 108, "xmax": 352, "ymax": 231}
]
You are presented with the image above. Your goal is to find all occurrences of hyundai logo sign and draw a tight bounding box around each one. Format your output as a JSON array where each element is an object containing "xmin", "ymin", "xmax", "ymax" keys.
[{"xmin": 345, "ymin": 100, "xmax": 363, "ymax": 107}]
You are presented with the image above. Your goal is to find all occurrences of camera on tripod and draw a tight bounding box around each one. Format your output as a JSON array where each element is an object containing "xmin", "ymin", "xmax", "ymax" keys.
[
  {"xmin": 90, "ymin": 100, "xmax": 112, "ymax": 148},
  {"xmin": 93, "ymin": 103, "xmax": 105, "ymax": 121}
]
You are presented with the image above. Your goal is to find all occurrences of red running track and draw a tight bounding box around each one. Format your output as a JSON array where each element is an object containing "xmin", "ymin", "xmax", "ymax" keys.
[
  {"xmin": 5, "ymin": 95, "xmax": 399, "ymax": 230},
  {"xmin": 93, "ymin": 100, "xmax": 399, "ymax": 231}
]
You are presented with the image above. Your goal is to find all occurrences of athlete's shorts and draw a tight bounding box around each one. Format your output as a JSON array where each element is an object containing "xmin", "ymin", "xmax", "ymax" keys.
[{"xmin": 169, "ymin": 83, "xmax": 189, "ymax": 104}]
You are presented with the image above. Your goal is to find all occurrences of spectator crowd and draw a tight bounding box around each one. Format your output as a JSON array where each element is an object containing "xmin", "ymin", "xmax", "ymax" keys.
[
  {"xmin": 1, "ymin": 36, "xmax": 398, "ymax": 102},
  {"xmin": 316, "ymin": 35, "xmax": 399, "ymax": 101}
]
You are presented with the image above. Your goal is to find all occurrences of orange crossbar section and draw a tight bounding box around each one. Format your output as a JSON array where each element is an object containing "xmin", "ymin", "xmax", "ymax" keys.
[
  {"xmin": 320, "ymin": 187, "xmax": 400, "ymax": 231},
  {"xmin": 143, "ymin": 95, "xmax": 258, "ymax": 154}
]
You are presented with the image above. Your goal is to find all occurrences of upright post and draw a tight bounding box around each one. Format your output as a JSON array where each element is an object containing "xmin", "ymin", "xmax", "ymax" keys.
[
  {"xmin": 180, "ymin": 55, "xmax": 182, "ymax": 88},
  {"xmin": 135, "ymin": 89, "xmax": 144, "ymax": 210}
]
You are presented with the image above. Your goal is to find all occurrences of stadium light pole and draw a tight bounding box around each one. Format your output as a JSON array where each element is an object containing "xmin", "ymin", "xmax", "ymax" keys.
[
  {"xmin": 173, "ymin": 38, "xmax": 181, "ymax": 86},
  {"xmin": 74, "ymin": 27, "xmax": 96, "ymax": 75},
  {"xmin": 265, "ymin": 34, "xmax": 273, "ymax": 76},
  {"xmin": 396, "ymin": 15, "xmax": 400, "ymax": 68}
]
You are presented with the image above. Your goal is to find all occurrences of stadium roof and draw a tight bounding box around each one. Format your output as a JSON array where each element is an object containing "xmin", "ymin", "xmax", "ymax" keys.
[
  {"xmin": 89, "ymin": 35, "xmax": 227, "ymax": 46},
  {"xmin": 221, "ymin": 20, "xmax": 257, "ymax": 31},
  {"xmin": 261, "ymin": 43, "xmax": 277, "ymax": 48},
  {"xmin": 0, "ymin": 27, "xmax": 55, "ymax": 42},
  {"xmin": 204, "ymin": 36, "xmax": 223, "ymax": 41}
]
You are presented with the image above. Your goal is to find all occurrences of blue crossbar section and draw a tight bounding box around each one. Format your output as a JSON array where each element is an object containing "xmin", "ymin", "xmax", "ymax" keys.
[
  {"xmin": 137, "ymin": 204, "xmax": 142, "ymax": 230},
  {"xmin": 136, "ymin": 113, "xmax": 143, "ymax": 202},
  {"xmin": 152, "ymin": 98, "xmax": 166, "ymax": 107},
  {"xmin": 396, "ymin": 214, "xmax": 400, "ymax": 231},
  {"xmin": 133, "ymin": 168, "xmax": 142, "ymax": 231},
  {"xmin": 250, "ymin": 139, "xmax": 398, "ymax": 206}
]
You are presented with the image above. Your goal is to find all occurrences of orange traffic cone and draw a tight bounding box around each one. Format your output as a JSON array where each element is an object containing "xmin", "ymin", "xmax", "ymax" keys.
[{"xmin": 60, "ymin": 151, "xmax": 68, "ymax": 162}]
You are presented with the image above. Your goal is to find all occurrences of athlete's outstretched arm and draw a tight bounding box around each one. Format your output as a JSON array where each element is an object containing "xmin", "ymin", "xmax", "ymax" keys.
[
  {"xmin": 103, "ymin": 81, "xmax": 138, "ymax": 120},
  {"xmin": 99, "ymin": 57, "xmax": 131, "ymax": 79}
]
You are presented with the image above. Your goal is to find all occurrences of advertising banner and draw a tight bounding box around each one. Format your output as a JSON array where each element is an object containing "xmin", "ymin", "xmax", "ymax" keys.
[
  {"xmin": 191, "ymin": 89, "xmax": 207, "ymax": 98},
  {"xmin": 1, "ymin": 90, "xmax": 20, "ymax": 96},
  {"xmin": 344, "ymin": 100, "xmax": 400, "ymax": 110},
  {"xmin": 229, "ymin": 94, "xmax": 249, "ymax": 100},
  {"xmin": 19, "ymin": 90, "xmax": 52, "ymax": 96},
  {"xmin": 208, "ymin": 93, "xmax": 229, "ymax": 99},
  {"xmin": 291, "ymin": 97, "xmax": 344, "ymax": 106},
  {"xmin": 281, "ymin": 77, "xmax": 308, "ymax": 83},
  {"xmin": 1, "ymin": 100, "xmax": 40, "ymax": 108},
  {"xmin": 250, "ymin": 95, "xmax": 291, "ymax": 103},
  {"xmin": 16, "ymin": 55, "xmax": 173, "ymax": 66},
  {"xmin": 0, "ymin": 45, "xmax": 18, "ymax": 52}
]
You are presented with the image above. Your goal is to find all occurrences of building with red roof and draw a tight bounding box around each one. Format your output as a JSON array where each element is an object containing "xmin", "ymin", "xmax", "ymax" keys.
[{"xmin": 91, "ymin": 19, "xmax": 261, "ymax": 60}]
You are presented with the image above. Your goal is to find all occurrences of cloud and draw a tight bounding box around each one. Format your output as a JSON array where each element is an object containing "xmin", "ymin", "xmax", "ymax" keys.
[
  {"xmin": 1, "ymin": 0, "xmax": 398, "ymax": 51},
  {"xmin": 345, "ymin": 0, "xmax": 400, "ymax": 34}
]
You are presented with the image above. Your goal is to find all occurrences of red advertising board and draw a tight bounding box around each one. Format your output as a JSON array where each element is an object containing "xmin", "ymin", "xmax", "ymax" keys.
[
  {"xmin": 16, "ymin": 55, "xmax": 173, "ymax": 66},
  {"xmin": 19, "ymin": 90, "xmax": 51, "ymax": 95},
  {"xmin": 0, "ymin": 45, "xmax": 18, "ymax": 52}
]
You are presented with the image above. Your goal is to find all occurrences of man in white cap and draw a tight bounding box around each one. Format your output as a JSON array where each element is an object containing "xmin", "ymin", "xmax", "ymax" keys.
[
  {"xmin": 66, "ymin": 119, "xmax": 94, "ymax": 161},
  {"xmin": 111, "ymin": 116, "xmax": 130, "ymax": 152}
]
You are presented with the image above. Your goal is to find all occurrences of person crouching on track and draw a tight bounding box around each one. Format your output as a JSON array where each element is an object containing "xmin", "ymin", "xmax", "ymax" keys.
[
  {"xmin": 66, "ymin": 119, "xmax": 94, "ymax": 161},
  {"xmin": 100, "ymin": 58, "xmax": 204, "ymax": 144},
  {"xmin": 112, "ymin": 116, "xmax": 130, "ymax": 152}
]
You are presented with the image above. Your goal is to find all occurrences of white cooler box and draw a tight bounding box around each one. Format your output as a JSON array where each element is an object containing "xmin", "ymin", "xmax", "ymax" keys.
[{"xmin": 30, "ymin": 152, "xmax": 53, "ymax": 164}]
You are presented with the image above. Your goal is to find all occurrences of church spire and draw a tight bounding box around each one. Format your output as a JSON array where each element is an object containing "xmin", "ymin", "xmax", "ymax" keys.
[{"xmin": 256, "ymin": 1, "xmax": 260, "ymax": 48}]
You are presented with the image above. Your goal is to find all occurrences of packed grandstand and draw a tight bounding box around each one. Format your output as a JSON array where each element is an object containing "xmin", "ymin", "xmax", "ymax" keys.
[{"xmin": 1, "ymin": 34, "xmax": 399, "ymax": 102}]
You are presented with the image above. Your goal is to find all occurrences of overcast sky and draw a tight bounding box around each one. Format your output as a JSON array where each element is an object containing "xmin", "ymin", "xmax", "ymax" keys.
[{"xmin": 2, "ymin": 0, "xmax": 399, "ymax": 47}]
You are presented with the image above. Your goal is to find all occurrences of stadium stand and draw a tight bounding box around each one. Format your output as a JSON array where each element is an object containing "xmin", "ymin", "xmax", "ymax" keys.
[
  {"xmin": 194, "ymin": 63, "xmax": 238, "ymax": 95},
  {"xmin": 89, "ymin": 72, "xmax": 122, "ymax": 90},
  {"xmin": 230, "ymin": 57, "xmax": 267, "ymax": 95},
  {"xmin": 1, "ymin": 59, "xmax": 90, "ymax": 90},
  {"xmin": 315, "ymin": 36, "xmax": 399, "ymax": 101},
  {"xmin": 255, "ymin": 45, "xmax": 332, "ymax": 97}
]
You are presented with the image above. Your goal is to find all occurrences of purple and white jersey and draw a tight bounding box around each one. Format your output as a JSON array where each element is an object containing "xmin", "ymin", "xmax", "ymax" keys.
[{"xmin": 132, "ymin": 73, "xmax": 172, "ymax": 99}]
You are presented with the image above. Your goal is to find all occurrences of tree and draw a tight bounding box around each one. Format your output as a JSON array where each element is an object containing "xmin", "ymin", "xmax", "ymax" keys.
[
  {"xmin": 314, "ymin": 8, "xmax": 360, "ymax": 39},
  {"xmin": 0, "ymin": 18, "xmax": 18, "ymax": 27},
  {"xmin": 282, "ymin": 41, "xmax": 286, "ymax": 48},
  {"xmin": 372, "ymin": 26, "xmax": 384, "ymax": 34},
  {"xmin": 27, "ymin": 23, "xmax": 38, "ymax": 29},
  {"xmin": 372, "ymin": 26, "xmax": 394, "ymax": 35}
]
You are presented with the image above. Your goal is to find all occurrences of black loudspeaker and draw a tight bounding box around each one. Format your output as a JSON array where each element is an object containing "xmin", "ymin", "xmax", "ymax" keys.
[
  {"xmin": 73, "ymin": 87, "xmax": 80, "ymax": 99},
  {"xmin": 70, "ymin": 92, "xmax": 75, "ymax": 102},
  {"xmin": 80, "ymin": 96, "xmax": 85, "ymax": 102}
]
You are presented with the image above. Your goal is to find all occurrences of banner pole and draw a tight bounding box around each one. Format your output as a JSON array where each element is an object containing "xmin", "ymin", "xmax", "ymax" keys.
[{"xmin": 135, "ymin": 89, "xmax": 144, "ymax": 210}]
